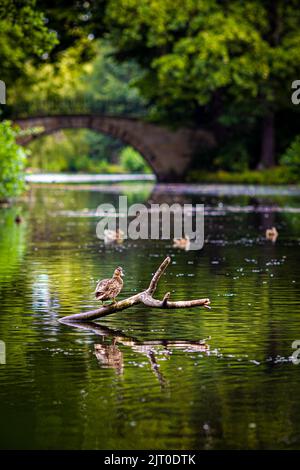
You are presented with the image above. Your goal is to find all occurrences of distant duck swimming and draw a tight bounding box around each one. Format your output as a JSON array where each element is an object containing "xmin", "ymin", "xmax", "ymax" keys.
[
  {"xmin": 265, "ymin": 227, "xmax": 278, "ymax": 242},
  {"xmin": 173, "ymin": 235, "xmax": 190, "ymax": 250},
  {"xmin": 104, "ymin": 228, "xmax": 124, "ymax": 244},
  {"xmin": 95, "ymin": 266, "xmax": 124, "ymax": 303},
  {"xmin": 15, "ymin": 215, "xmax": 23, "ymax": 224}
]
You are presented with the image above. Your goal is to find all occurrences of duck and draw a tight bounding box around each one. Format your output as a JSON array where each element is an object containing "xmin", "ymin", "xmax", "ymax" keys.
[
  {"xmin": 265, "ymin": 226, "xmax": 278, "ymax": 242},
  {"xmin": 104, "ymin": 228, "xmax": 124, "ymax": 244},
  {"xmin": 95, "ymin": 266, "xmax": 124, "ymax": 303},
  {"xmin": 15, "ymin": 215, "xmax": 23, "ymax": 224},
  {"xmin": 173, "ymin": 235, "xmax": 190, "ymax": 250}
]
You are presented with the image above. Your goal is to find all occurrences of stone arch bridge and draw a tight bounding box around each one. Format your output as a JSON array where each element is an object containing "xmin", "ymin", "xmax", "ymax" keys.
[{"xmin": 15, "ymin": 114, "xmax": 215, "ymax": 182}]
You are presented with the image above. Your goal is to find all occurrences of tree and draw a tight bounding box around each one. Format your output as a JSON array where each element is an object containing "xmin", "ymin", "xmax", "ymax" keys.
[
  {"xmin": 0, "ymin": 0, "xmax": 58, "ymax": 83},
  {"xmin": 280, "ymin": 135, "xmax": 300, "ymax": 178},
  {"xmin": 0, "ymin": 0, "xmax": 104, "ymax": 87},
  {"xmin": 119, "ymin": 147, "xmax": 151, "ymax": 173},
  {"xmin": 9, "ymin": 38, "xmax": 96, "ymax": 108},
  {"xmin": 0, "ymin": 121, "xmax": 28, "ymax": 201},
  {"xmin": 101, "ymin": 0, "xmax": 300, "ymax": 168},
  {"xmin": 35, "ymin": 0, "xmax": 107, "ymax": 58}
]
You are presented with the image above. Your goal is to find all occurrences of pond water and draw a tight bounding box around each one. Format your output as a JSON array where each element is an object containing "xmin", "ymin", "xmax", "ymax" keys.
[{"xmin": 0, "ymin": 181, "xmax": 300, "ymax": 450}]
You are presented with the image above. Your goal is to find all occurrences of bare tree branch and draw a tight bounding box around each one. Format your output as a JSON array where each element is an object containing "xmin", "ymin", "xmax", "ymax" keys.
[
  {"xmin": 59, "ymin": 256, "xmax": 210, "ymax": 324},
  {"xmin": 147, "ymin": 256, "xmax": 171, "ymax": 294},
  {"xmin": 140, "ymin": 291, "xmax": 210, "ymax": 309}
]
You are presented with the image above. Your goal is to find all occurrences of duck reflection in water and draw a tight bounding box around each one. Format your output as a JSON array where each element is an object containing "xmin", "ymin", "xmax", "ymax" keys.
[
  {"xmin": 94, "ymin": 342, "xmax": 124, "ymax": 375},
  {"xmin": 64, "ymin": 321, "xmax": 210, "ymax": 389}
]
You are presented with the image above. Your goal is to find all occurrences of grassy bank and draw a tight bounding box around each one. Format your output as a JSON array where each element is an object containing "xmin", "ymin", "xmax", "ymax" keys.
[{"xmin": 187, "ymin": 167, "xmax": 299, "ymax": 185}]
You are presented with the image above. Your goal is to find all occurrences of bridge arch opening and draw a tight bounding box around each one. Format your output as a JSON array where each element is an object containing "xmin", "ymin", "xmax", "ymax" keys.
[
  {"xmin": 26, "ymin": 128, "xmax": 153, "ymax": 176},
  {"xmin": 15, "ymin": 114, "xmax": 215, "ymax": 182}
]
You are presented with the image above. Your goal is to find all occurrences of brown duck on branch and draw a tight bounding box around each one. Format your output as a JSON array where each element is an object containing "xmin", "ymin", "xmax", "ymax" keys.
[
  {"xmin": 95, "ymin": 267, "xmax": 124, "ymax": 303},
  {"xmin": 60, "ymin": 257, "xmax": 210, "ymax": 324}
]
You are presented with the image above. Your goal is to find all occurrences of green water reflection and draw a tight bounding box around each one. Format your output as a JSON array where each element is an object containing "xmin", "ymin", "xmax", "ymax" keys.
[{"xmin": 0, "ymin": 183, "xmax": 300, "ymax": 449}]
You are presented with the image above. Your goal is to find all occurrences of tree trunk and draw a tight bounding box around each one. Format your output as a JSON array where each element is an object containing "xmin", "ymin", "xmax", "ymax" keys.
[{"xmin": 257, "ymin": 112, "xmax": 275, "ymax": 169}]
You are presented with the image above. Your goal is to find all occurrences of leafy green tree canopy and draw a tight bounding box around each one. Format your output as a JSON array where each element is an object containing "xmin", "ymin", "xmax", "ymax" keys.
[
  {"xmin": 0, "ymin": 0, "xmax": 58, "ymax": 82},
  {"xmin": 101, "ymin": 0, "xmax": 300, "ymax": 167},
  {"xmin": 103, "ymin": 0, "xmax": 300, "ymax": 115}
]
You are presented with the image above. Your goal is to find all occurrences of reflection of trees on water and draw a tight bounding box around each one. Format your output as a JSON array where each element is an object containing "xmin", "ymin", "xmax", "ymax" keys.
[
  {"xmin": 244, "ymin": 195, "xmax": 300, "ymax": 240},
  {"xmin": 1, "ymin": 186, "xmax": 300, "ymax": 449},
  {"xmin": 248, "ymin": 197, "xmax": 277, "ymax": 234},
  {"xmin": 148, "ymin": 186, "xmax": 193, "ymax": 206},
  {"xmin": 0, "ymin": 207, "xmax": 27, "ymax": 284}
]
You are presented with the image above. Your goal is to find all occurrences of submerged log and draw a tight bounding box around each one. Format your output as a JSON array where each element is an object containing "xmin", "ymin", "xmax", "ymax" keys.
[{"xmin": 59, "ymin": 256, "xmax": 210, "ymax": 323}]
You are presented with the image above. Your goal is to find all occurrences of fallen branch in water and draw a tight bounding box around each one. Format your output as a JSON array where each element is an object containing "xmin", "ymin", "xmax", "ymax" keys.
[{"xmin": 59, "ymin": 256, "xmax": 210, "ymax": 323}]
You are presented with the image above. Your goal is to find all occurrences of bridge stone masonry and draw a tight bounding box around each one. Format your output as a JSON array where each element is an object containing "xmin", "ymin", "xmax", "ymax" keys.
[{"xmin": 15, "ymin": 114, "xmax": 216, "ymax": 182}]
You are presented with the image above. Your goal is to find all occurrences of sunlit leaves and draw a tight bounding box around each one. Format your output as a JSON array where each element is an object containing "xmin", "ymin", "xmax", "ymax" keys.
[
  {"xmin": 0, "ymin": 0, "xmax": 58, "ymax": 82},
  {"xmin": 103, "ymin": 0, "xmax": 300, "ymax": 120},
  {"xmin": 0, "ymin": 121, "xmax": 28, "ymax": 200},
  {"xmin": 280, "ymin": 135, "xmax": 300, "ymax": 177}
]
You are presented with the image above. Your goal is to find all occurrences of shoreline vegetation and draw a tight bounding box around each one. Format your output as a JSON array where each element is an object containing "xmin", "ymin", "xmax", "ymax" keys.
[{"xmin": 187, "ymin": 167, "xmax": 299, "ymax": 185}]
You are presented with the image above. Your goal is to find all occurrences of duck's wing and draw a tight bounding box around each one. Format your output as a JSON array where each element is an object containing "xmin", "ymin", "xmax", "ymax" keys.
[
  {"xmin": 108, "ymin": 279, "xmax": 123, "ymax": 298},
  {"xmin": 95, "ymin": 278, "xmax": 110, "ymax": 296}
]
